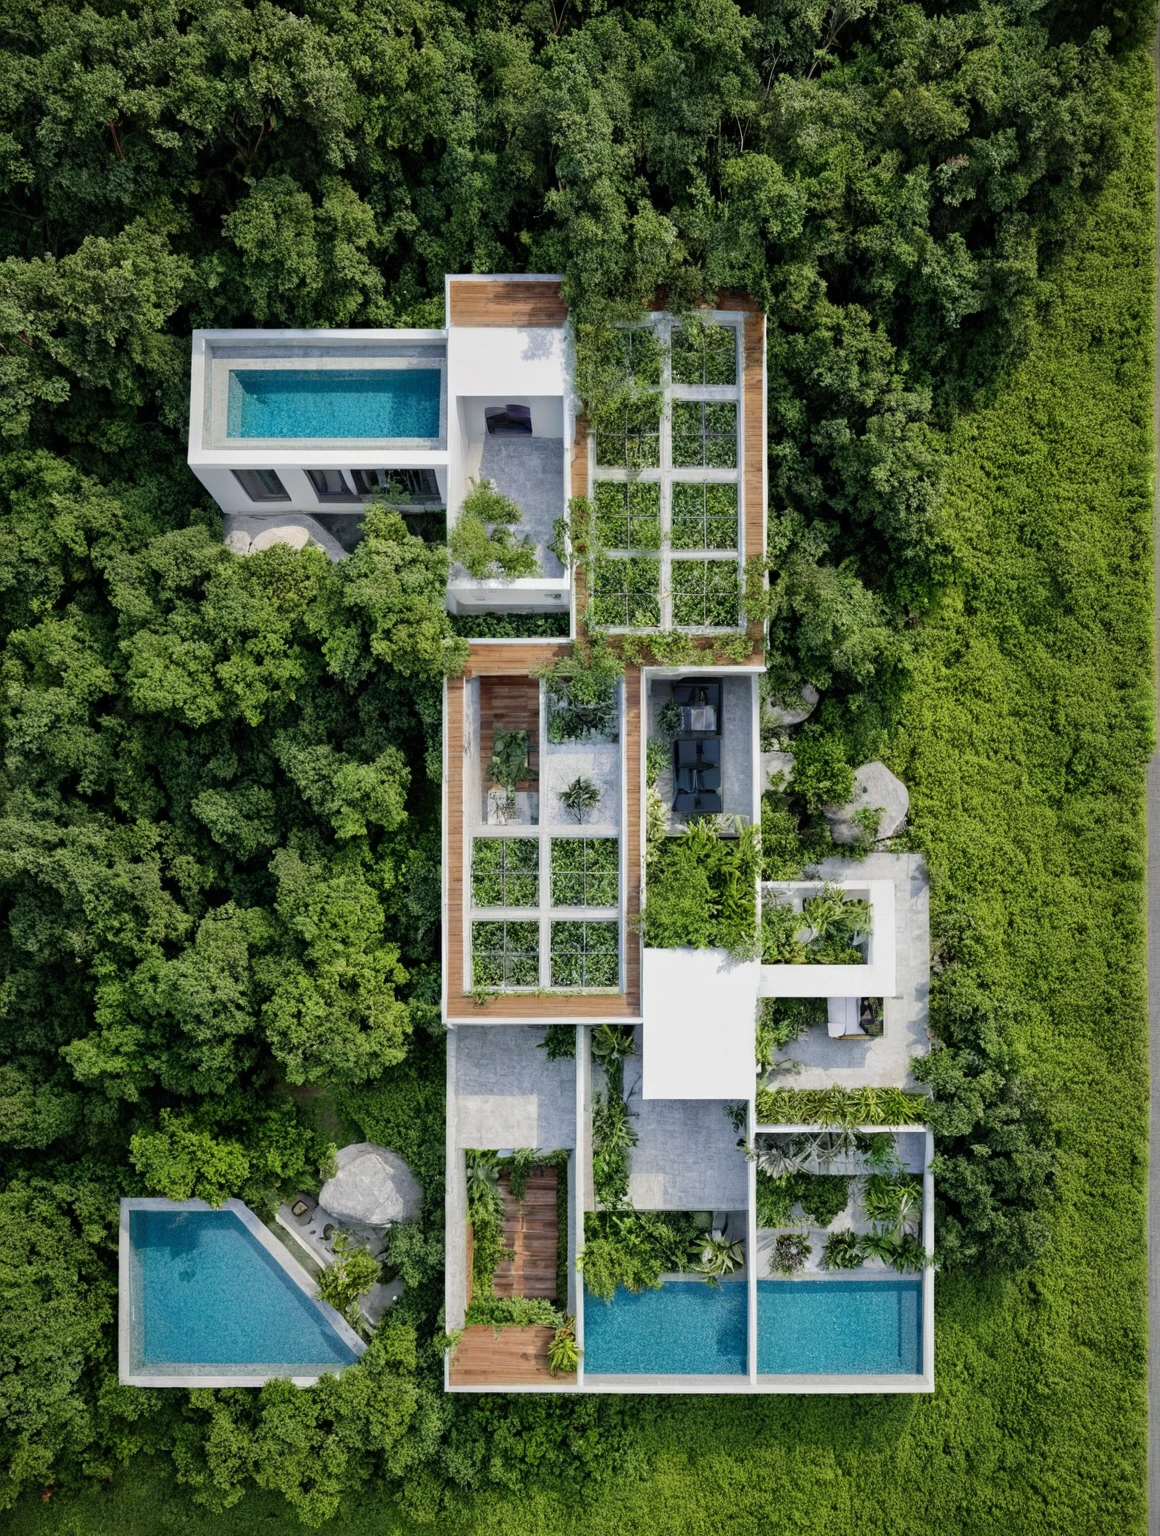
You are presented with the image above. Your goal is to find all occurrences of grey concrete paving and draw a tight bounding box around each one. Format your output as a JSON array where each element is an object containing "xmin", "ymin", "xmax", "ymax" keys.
[
  {"xmin": 647, "ymin": 674, "xmax": 755, "ymax": 827},
  {"xmin": 620, "ymin": 1040, "xmax": 748, "ymax": 1209},
  {"xmin": 479, "ymin": 435, "xmax": 566, "ymax": 577},
  {"xmin": 768, "ymin": 852, "xmax": 930, "ymax": 1090},
  {"xmin": 453, "ymin": 1025, "xmax": 576, "ymax": 1150}
]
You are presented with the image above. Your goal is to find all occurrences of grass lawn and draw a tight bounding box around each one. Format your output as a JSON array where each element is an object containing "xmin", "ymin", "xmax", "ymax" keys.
[{"xmin": 9, "ymin": 47, "xmax": 1154, "ymax": 1536}]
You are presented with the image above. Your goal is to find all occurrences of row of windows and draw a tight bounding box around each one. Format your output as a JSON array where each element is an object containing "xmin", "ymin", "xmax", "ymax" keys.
[{"xmin": 232, "ymin": 467, "xmax": 441, "ymax": 505}]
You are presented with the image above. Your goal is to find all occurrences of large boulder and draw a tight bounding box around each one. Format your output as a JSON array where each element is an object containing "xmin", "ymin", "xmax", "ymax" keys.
[
  {"xmin": 824, "ymin": 760, "xmax": 909, "ymax": 845},
  {"xmin": 250, "ymin": 523, "xmax": 311, "ymax": 553},
  {"xmin": 763, "ymin": 683, "xmax": 819, "ymax": 728},
  {"xmin": 318, "ymin": 1143, "xmax": 423, "ymax": 1229},
  {"xmin": 760, "ymin": 750, "xmax": 795, "ymax": 791}
]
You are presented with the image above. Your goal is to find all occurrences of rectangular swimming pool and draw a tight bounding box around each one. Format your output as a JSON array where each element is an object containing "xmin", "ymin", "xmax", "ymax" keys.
[
  {"xmin": 227, "ymin": 368, "xmax": 441, "ymax": 439},
  {"xmin": 127, "ymin": 1205, "xmax": 362, "ymax": 1380},
  {"xmin": 757, "ymin": 1278, "xmax": 922, "ymax": 1375},
  {"xmin": 584, "ymin": 1281, "xmax": 747, "ymax": 1375}
]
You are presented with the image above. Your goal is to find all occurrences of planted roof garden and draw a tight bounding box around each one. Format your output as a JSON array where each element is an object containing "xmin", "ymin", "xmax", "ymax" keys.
[{"xmin": 587, "ymin": 317, "xmax": 745, "ymax": 634}]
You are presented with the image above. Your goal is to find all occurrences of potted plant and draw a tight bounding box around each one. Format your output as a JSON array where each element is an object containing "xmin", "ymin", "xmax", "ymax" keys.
[{"xmin": 559, "ymin": 775, "xmax": 601, "ymax": 824}]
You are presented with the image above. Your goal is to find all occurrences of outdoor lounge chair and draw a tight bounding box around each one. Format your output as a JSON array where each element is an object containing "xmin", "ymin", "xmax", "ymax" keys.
[
  {"xmin": 485, "ymin": 403, "xmax": 533, "ymax": 435},
  {"xmin": 827, "ymin": 996, "xmax": 867, "ymax": 1040}
]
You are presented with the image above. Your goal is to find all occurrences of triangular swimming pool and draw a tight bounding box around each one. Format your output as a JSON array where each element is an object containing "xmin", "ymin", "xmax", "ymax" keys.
[{"xmin": 126, "ymin": 1204, "xmax": 363, "ymax": 1382}]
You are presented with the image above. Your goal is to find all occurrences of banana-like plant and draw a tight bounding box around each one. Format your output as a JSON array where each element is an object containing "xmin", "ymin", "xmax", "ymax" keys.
[
  {"xmin": 547, "ymin": 1318, "xmax": 581, "ymax": 1375},
  {"xmin": 690, "ymin": 1233, "xmax": 746, "ymax": 1279}
]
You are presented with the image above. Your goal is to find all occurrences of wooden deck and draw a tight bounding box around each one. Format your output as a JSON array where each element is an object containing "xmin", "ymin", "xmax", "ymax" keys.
[
  {"xmin": 445, "ymin": 645, "xmax": 642, "ymax": 1023},
  {"xmin": 492, "ymin": 1169, "xmax": 558, "ymax": 1299},
  {"xmin": 479, "ymin": 675, "xmax": 539, "ymax": 792},
  {"xmin": 448, "ymin": 1325, "xmax": 560, "ymax": 1386},
  {"xmin": 447, "ymin": 278, "xmax": 567, "ymax": 329}
]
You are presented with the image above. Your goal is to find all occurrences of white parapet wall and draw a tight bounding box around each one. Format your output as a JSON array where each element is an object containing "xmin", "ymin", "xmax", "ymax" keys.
[{"xmin": 758, "ymin": 879, "xmax": 896, "ymax": 999}]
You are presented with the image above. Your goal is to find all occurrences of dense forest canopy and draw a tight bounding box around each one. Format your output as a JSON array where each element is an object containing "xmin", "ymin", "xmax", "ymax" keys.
[{"xmin": 0, "ymin": 0, "xmax": 1152, "ymax": 1524}]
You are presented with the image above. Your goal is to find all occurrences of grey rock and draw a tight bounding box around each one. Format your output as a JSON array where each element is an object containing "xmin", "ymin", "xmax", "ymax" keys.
[
  {"xmin": 223, "ymin": 530, "xmax": 252, "ymax": 556},
  {"xmin": 760, "ymin": 750, "xmax": 795, "ymax": 791},
  {"xmin": 250, "ymin": 523, "xmax": 310, "ymax": 552},
  {"xmin": 824, "ymin": 760, "xmax": 909, "ymax": 845},
  {"xmin": 361, "ymin": 1277, "xmax": 405, "ymax": 1328},
  {"xmin": 318, "ymin": 1143, "xmax": 423, "ymax": 1229},
  {"xmin": 763, "ymin": 683, "xmax": 819, "ymax": 728}
]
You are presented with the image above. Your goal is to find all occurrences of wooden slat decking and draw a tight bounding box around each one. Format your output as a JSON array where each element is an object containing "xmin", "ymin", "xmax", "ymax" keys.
[
  {"xmin": 447, "ymin": 278, "xmax": 568, "ymax": 329},
  {"xmin": 492, "ymin": 1169, "xmax": 558, "ymax": 1299},
  {"xmin": 444, "ymin": 649, "xmax": 642, "ymax": 1022},
  {"xmin": 479, "ymin": 676, "xmax": 539, "ymax": 792},
  {"xmin": 449, "ymin": 1325, "xmax": 560, "ymax": 1385}
]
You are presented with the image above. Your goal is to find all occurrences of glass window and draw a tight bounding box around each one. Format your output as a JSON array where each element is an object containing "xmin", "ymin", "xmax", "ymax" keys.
[
  {"xmin": 231, "ymin": 469, "xmax": 290, "ymax": 503},
  {"xmin": 351, "ymin": 468, "xmax": 441, "ymax": 503},
  {"xmin": 472, "ymin": 921, "xmax": 539, "ymax": 989},
  {"xmin": 550, "ymin": 920, "xmax": 619, "ymax": 988},
  {"xmin": 472, "ymin": 838, "xmax": 539, "ymax": 907},
  {"xmin": 550, "ymin": 839, "xmax": 619, "ymax": 907},
  {"xmin": 306, "ymin": 469, "xmax": 358, "ymax": 502}
]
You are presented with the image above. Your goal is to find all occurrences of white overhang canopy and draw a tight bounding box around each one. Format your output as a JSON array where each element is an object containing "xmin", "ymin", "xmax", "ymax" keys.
[{"xmin": 641, "ymin": 948, "xmax": 761, "ymax": 1100}]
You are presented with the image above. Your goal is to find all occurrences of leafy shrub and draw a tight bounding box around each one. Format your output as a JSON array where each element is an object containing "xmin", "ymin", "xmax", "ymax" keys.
[
  {"xmin": 548, "ymin": 1317, "xmax": 581, "ymax": 1375},
  {"xmin": 316, "ymin": 1233, "xmax": 380, "ymax": 1320},
  {"xmin": 643, "ymin": 819, "xmax": 759, "ymax": 952},
  {"xmin": 768, "ymin": 1233, "xmax": 811, "ymax": 1273},
  {"xmin": 471, "ymin": 921, "xmax": 539, "ymax": 989},
  {"xmin": 755, "ymin": 1170, "xmax": 851, "ymax": 1229},
  {"xmin": 558, "ymin": 775, "xmax": 602, "ymax": 824},
  {"xmin": 756, "ymin": 1086, "xmax": 928, "ymax": 1126},
  {"xmin": 472, "ymin": 837, "xmax": 538, "ymax": 907},
  {"xmin": 538, "ymin": 1025, "xmax": 576, "ymax": 1060},
  {"xmin": 486, "ymin": 727, "xmax": 534, "ymax": 795},
  {"xmin": 671, "ymin": 558, "xmax": 741, "ymax": 627},
  {"xmin": 790, "ymin": 728, "xmax": 855, "ymax": 813},
  {"xmin": 821, "ymin": 1229, "xmax": 864, "ymax": 1270},
  {"xmin": 594, "ymin": 480, "xmax": 661, "ymax": 551},
  {"xmin": 449, "ymin": 479, "xmax": 539, "ymax": 579},
  {"xmin": 538, "ymin": 636, "xmax": 623, "ymax": 743},
  {"xmin": 756, "ymin": 997, "xmax": 826, "ymax": 1064},
  {"xmin": 581, "ymin": 1210, "xmax": 702, "ymax": 1300},
  {"xmin": 550, "ymin": 920, "xmax": 619, "ymax": 988},
  {"xmin": 464, "ymin": 1297, "xmax": 563, "ymax": 1329}
]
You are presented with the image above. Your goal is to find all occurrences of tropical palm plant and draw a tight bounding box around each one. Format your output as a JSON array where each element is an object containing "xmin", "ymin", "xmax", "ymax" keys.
[
  {"xmin": 547, "ymin": 1318, "xmax": 581, "ymax": 1375},
  {"xmin": 820, "ymin": 1229, "xmax": 864, "ymax": 1270},
  {"xmin": 690, "ymin": 1233, "xmax": 746, "ymax": 1280}
]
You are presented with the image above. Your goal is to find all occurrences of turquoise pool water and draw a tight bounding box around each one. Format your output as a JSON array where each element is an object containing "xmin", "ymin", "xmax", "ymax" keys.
[
  {"xmin": 583, "ymin": 1281, "xmax": 747, "ymax": 1374},
  {"xmin": 757, "ymin": 1278, "xmax": 922, "ymax": 1374},
  {"xmin": 227, "ymin": 368, "xmax": 441, "ymax": 439},
  {"xmin": 129, "ymin": 1208, "xmax": 359, "ymax": 1375}
]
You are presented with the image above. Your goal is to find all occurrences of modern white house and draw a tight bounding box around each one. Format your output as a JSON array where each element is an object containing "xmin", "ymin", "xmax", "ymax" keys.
[
  {"xmin": 187, "ymin": 275, "xmax": 574, "ymax": 612},
  {"xmin": 179, "ymin": 274, "xmax": 935, "ymax": 1399}
]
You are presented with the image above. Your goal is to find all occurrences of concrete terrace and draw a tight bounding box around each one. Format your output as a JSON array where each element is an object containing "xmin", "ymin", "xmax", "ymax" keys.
[
  {"xmin": 453, "ymin": 1026, "xmax": 576, "ymax": 1151},
  {"xmin": 767, "ymin": 852, "xmax": 930, "ymax": 1091}
]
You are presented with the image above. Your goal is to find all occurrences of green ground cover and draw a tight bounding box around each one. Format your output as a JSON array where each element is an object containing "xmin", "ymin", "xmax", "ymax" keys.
[
  {"xmin": 13, "ymin": 46, "xmax": 1154, "ymax": 1536},
  {"xmin": 1, "ymin": 4, "xmax": 1154, "ymax": 1533}
]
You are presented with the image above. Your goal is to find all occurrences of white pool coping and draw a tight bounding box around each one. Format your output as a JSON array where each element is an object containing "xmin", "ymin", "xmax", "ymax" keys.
[{"xmin": 119, "ymin": 1197, "xmax": 367, "ymax": 1388}]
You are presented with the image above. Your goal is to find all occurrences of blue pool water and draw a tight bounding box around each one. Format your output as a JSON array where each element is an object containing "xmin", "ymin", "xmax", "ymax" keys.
[
  {"xmin": 584, "ymin": 1281, "xmax": 747, "ymax": 1375},
  {"xmin": 757, "ymin": 1278, "xmax": 922, "ymax": 1375},
  {"xmin": 130, "ymin": 1208, "xmax": 359, "ymax": 1374},
  {"xmin": 227, "ymin": 368, "xmax": 441, "ymax": 439}
]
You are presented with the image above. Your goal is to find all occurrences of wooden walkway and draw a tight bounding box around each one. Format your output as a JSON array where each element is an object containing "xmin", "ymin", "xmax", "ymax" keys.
[
  {"xmin": 448, "ymin": 1324, "xmax": 559, "ymax": 1386},
  {"xmin": 492, "ymin": 1169, "xmax": 558, "ymax": 1299},
  {"xmin": 447, "ymin": 277, "xmax": 568, "ymax": 328}
]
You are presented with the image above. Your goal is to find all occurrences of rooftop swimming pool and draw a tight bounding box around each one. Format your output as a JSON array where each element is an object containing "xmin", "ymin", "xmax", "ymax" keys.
[
  {"xmin": 226, "ymin": 368, "xmax": 441, "ymax": 440},
  {"xmin": 583, "ymin": 1280, "xmax": 747, "ymax": 1375},
  {"xmin": 125, "ymin": 1204, "xmax": 362, "ymax": 1382},
  {"xmin": 757, "ymin": 1277, "xmax": 922, "ymax": 1375}
]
